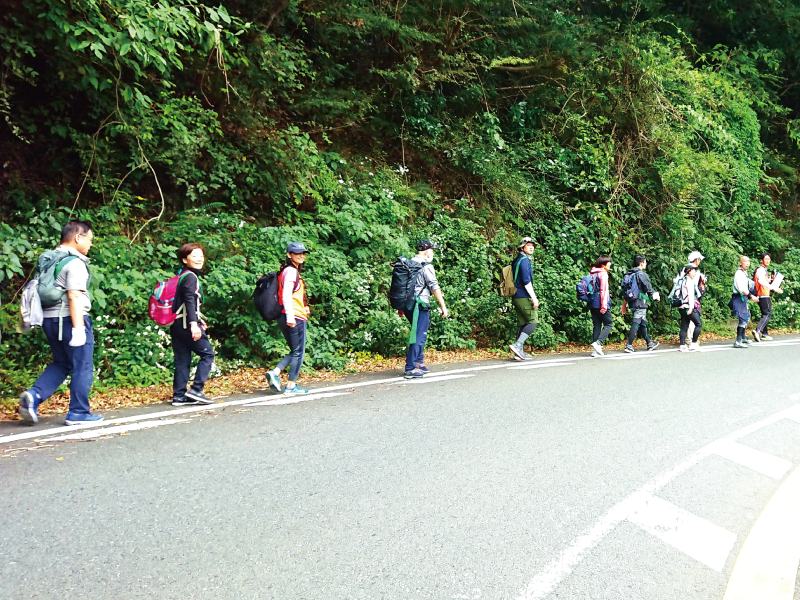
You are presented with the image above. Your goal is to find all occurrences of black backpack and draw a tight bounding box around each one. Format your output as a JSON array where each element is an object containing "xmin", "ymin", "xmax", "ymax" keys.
[
  {"xmin": 254, "ymin": 272, "xmax": 282, "ymax": 321},
  {"xmin": 389, "ymin": 257, "xmax": 425, "ymax": 312}
]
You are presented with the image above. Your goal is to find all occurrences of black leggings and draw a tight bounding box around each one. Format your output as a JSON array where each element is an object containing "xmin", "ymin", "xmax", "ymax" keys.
[
  {"xmin": 590, "ymin": 308, "xmax": 613, "ymax": 344},
  {"xmin": 171, "ymin": 323, "xmax": 215, "ymax": 397},
  {"xmin": 756, "ymin": 297, "xmax": 772, "ymax": 335},
  {"xmin": 679, "ymin": 308, "xmax": 702, "ymax": 345}
]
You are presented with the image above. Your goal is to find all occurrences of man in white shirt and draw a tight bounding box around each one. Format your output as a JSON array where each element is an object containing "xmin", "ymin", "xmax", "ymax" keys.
[{"xmin": 19, "ymin": 220, "xmax": 103, "ymax": 425}]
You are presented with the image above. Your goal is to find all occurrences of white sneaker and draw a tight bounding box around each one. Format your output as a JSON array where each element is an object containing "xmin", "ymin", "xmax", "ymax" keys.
[
  {"xmin": 689, "ymin": 342, "xmax": 700, "ymax": 352},
  {"xmin": 591, "ymin": 351, "xmax": 601, "ymax": 358},
  {"xmin": 679, "ymin": 345, "xmax": 689, "ymax": 352},
  {"xmin": 590, "ymin": 341, "xmax": 604, "ymax": 356}
]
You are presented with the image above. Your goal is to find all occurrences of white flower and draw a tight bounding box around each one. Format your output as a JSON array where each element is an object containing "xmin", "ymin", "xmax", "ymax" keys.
[
  {"xmin": 148, "ymin": 351, "xmax": 153, "ymax": 356},
  {"xmin": 369, "ymin": 172, "xmax": 374, "ymax": 176},
  {"xmin": 397, "ymin": 166, "xmax": 409, "ymax": 175},
  {"xmin": 338, "ymin": 179, "xmax": 344, "ymax": 184},
  {"xmin": 239, "ymin": 221, "xmax": 244, "ymax": 228}
]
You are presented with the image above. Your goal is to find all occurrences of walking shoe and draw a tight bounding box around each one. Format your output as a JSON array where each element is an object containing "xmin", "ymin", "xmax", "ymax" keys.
[
  {"xmin": 266, "ymin": 369, "xmax": 282, "ymax": 393},
  {"xmin": 733, "ymin": 341, "xmax": 748, "ymax": 348},
  {"xmin": 18, "ymin": 391, "xmax": 38, "ymax": 424},
  {"xmin": 646, "ymin": 341, "xmax": 660, "ymax": 351},
  {"xmin": 509, "ymin": 342, "xmax": 525, "ymax": 361},
  {"xmin": 283, "ymin": 385, "xmax": 310, "ymax": 394},
  {"xmin": 742, "ymin": 338, "xmax": 753, "ymax": 345},
  {"xmin": 64, "ymin": 412, "xmax": 104, "ymax": 426},
  {"xmin": 753, "ymin": 331, "xmax": 761, "ymax": 342},
  {"xmin": 762, "ymin": 334, "xmax": 773, "ymax": 341},
  {"xmin": 416, "ymin": 364, "xmax": 430, "ymax": 374},
  {"xmin": 678, "ymin": 345, "xmax": 689, "ymax": 352},
  {"xmin": 590, "ymin": 341, "xmax": 605, "ymax": 356},
  {"xmin": 689, "ymin": 342, "xmax": 701, "ymax": 352},
  {"xmin": 624, "ymin": 345, "xmax": 635, "ymax": 353},
  {"xmin": 171, "ymin": 396, "xmax": 198, "ymax": 406},
  {"xmin": 518, "ymin": 348, "xmax": 533, "ymax": 360},
  {"xmin": 591, "ymin": 351, "xmax": 601, "ymax": 358},
  {"xmin": 185, "ymin": 389, "xmax": 215, "ymax": 404},
  {"xmin": 404, "ymin": 368, "xmax": 424, "ymax": 379}
]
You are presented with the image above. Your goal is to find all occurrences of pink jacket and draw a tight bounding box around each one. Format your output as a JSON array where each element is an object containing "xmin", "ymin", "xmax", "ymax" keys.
[{"xmin": 590, "ymin": 266, "xmax": 610, "ymax": 311}]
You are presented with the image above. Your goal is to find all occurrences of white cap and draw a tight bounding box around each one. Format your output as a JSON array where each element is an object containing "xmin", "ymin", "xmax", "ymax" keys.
[{"xmin": 688, "ymin": 251, "xmax": 704, "ymax": 262}]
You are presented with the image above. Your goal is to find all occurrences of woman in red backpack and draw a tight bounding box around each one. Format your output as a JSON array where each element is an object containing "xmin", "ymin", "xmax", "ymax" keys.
[
  {"xmin": 265, "ymin": 242, "xmax": 311, "ymax": 395},
  {"xmin": 170, "ymin": 243, "xmax": 215, "ymax": 406}
]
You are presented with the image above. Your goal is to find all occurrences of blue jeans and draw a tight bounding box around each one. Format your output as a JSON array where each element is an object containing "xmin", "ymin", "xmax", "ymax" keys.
[
  {"xmin": 404, "ymin": 307, "xmax": 430, "ymax": 372},
  {"xmin": 29, "ymin": 316, "xmax": 94, "ymax": 414},
  {"xmin": 277, "ymin": 314, "xmax": 307, "ymax": 382}
]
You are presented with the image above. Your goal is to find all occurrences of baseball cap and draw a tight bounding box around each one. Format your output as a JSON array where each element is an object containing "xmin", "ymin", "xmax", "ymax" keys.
[
  {"xmin": 519, "ymin": 236, "xmax": 535, "ymax": 248},
  {"xmin": 417, "ymin": 239, "xmax": 438, "ymax": 251},
  {"xmin": 687, "ymin": 251, "xmax": 704, "ymax": 262},
  {"xmin": 684, "ymin": 263, "xmax": 698, "ymax": 273},
  {"xmin": 287, "ymin": 241, "xmax": 310, "ymax": 254}
]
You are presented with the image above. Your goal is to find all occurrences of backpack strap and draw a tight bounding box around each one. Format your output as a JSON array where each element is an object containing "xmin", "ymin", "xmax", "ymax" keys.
[
  {"xmin": 53, "ymin": 255, "xmax": 78, "ymax": 279},
  {"xmin": 513, "ymin": 255, "xmax": 528, "ymax": 287}
]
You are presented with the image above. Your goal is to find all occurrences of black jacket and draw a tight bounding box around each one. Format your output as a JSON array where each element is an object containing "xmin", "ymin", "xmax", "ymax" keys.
[
  {"xmin": 172, "ymin": 267, "xmax": 204, "ymax": 325},
  {"xmin": 627, "ymin": 268, "xmax": 656, "ymax": 309}
]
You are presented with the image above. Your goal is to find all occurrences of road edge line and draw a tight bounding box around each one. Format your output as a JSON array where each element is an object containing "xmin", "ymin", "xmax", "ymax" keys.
[{"xmin": 722, "ymin": 463, "xmax": 800, "ymax": 600}]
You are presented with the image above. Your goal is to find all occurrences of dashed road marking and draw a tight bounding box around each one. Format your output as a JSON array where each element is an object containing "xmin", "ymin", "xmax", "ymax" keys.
[
  {"xmin": 244, "ymin": 391, "xmax": 352, "ymax": 406},
  {"xmin": 392, "ymin": 374, "xmax": 476, "ymax": 384},
  {"xmin": 712, "ymin": 440, "xmax": 793, "ymax": 479},
  {"xmin": 723, "ymin": 464, "xmax": 800, "ymax": 600},
  {"xmin": 627, "ymin": 492, "xmax": 737, "ymax": 572},
  {"xmin": 515, "ymin": 402, "xmax": 800, "ymax": 600}
]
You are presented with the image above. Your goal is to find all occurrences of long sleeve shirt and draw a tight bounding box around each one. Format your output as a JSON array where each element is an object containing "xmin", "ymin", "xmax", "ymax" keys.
[
  {"xmin": 680, "ymin": 276, "xmax": 698, "ymax": 311},
  {"xmin": 512, "ymin": 254, "xmax": 537, "ymax": 301},
  {"xmin": 590, "ymin": 266, "xmax": 609, "ymax": 311},
  {"xmin": 733, "ymin": 268, "xmax": 753, "ymax": 298},
  {"xmin": 173, "ymin": 268, "xmax": 203, "ymax": 326}
]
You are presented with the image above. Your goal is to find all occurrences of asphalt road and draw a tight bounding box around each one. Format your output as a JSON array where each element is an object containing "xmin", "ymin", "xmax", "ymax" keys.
[{"xmin": 2, "ymin": 338, "xmax": 800, "ymax": 600}]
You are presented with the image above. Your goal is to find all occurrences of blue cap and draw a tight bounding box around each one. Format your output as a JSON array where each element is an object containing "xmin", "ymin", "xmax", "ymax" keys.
[{"xmin": 287, "ymin": 241, "xmax": 309, "ymax": 254}]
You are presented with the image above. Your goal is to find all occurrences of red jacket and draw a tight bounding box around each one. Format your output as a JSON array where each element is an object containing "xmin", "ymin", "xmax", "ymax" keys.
[{"xmin": 590, "ymin": 266, "xmax": 609, "ymax": 311}]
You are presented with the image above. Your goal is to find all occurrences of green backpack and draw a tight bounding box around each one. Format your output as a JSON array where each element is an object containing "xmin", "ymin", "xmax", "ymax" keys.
[{"xmin": 36, "ymin": 250, "xmax": 79, "ymax": 308}]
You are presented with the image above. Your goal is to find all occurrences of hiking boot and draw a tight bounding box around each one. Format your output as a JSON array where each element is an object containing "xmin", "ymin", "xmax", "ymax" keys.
[
  {"xmin": 753, "ymin": 331, "xmax": 761, "ymax": 342},
  {"xmin": 18, "ymin": 391, "xmax": 38, "ymax": 424},
  {"xmin": 266, "ymin": 369, "xmax": 282, "ymax": 393},
  {"xmin": 624, "ymin": 345, "xmax": 635, "ymax": 353},
  {"xmin": 733, "ymin": 341, "xmax": 748, "ymax": 348},
  {"xmin": 678, "ymin": 345, "xmax": 689, "ymax": 352},
  {"xmin": 590, "ymin": 341, "xmax": 604, "ymax": 356},
  {"xmin": 762, "ymin": 334, "xmax": 774, "ymax": 341},
  {"xmin": 689, "ymin": 342, "xmax": 701, "ymax": 352},
  {"xmin": 404, "ymin": 368, "xmax": 424, "ymax": 379},
  {"xmin": 646, "ymin": 341, "xmax": 660, "ymax": 351},
  {"xmin": 185, "ymin": 389, "xmax": 215, "ymax": 404},
  {"xmin": 64, "ymin": 412, "xmax": 104, "ymax": 426},
  {"xmin": 283, "ymin": 386, "xmax": 310, "ymax": 395},
  {"xmin": 172, "ymin": 396, "xmax": 198, "ymax": 406},
  {"xmin": 509, "ymin": 342, "xmax": 525, "ymax": 361}
]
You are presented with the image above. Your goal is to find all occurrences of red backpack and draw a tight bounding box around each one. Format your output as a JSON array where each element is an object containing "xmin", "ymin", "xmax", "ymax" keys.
[{"xmin": 148, "ymin": 272, "xmax": 200, "ymax": 326}]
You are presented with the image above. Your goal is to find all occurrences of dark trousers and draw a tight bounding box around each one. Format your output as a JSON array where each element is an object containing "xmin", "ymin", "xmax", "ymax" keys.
[
  {"xmin": 590, "ymin": 308, "xmax": 613, "ymax": 344},
  {"xmin": 679, "ymin": 308, "xmax": 702, "ymax": 345},
  {"xmin": 404, "ymin": 308, "xmax": 430, "ymax": 372},
  {"xmin": 756, "ymin": 297, "xmax": 772, "ymax": 335},
  {"xmin": 277, "ymin": 314, "xmax": 307, "ymax": 382},
  {"xmin": 29, "ymin": 316, "xmax": 94, "ymax": 414},
  {"xmin": 171, "ymin": 322, "xmax": 215, "ymax": 397},
  {"xmin": 627, "ymin": 319, "xmax": 652, "ymax": 346}
]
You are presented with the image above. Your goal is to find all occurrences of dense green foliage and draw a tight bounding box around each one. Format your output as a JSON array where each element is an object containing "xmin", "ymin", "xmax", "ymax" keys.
[{"xmin": 2, "ymin": 0, "xmax": 799, "ymax": 400}]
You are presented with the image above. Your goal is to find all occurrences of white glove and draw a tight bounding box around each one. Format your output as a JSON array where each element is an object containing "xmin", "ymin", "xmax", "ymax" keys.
[
  {"xmin": 652, "ymin": 292, "xmax": 661, "ymax": 302},
  {"xmin": 69, "ymin": 326, "xmax": 87, "ymax": 347}
]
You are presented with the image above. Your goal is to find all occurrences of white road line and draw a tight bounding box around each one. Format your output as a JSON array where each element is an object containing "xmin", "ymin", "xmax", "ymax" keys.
[
  {"xmin": 391, "ymin": 374, "xmax": 475, "ymax": 384},
  {"xmin": 507, "ymin": 362, "xmax": 576, "ymax": 370},
  {"xmin": 749, "ymin": 340, "xmax": 800, "ymax": 348},
  {"xmin": 712, "ymin": 440, "xmax": 793, "ymax": 479},
  {"xmin": 46, "ymin": 419, "xmax": 191, "ymax": 441},
  {"xmin": 244, "ymin": 392, "xmax": 352, "ymax": 406},
  {"xmin": 602, "ymin": 353, "xmax": 661, "ymax": 360},
  {"xmin": 628, "ymin": 492, "xmax": 736, "ymax": 572},
  {"xmin": 516, "ymin": 402, "xmax": 800, "ymax": 600}
]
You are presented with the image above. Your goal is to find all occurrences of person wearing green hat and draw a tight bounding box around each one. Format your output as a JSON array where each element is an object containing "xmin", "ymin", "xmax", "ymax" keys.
[
  {"xmin": 509, "ymin": 237, "xmax": 539, "ymax": 361},
  {"xmin": 403, "ymin": 240, "xmax": 449, "ymax": 379}
]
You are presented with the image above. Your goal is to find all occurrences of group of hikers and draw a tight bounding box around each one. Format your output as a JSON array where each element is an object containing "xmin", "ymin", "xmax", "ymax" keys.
[{"xmin": 15, "ymin": 221, "xmax": 785, "ymax": 425}]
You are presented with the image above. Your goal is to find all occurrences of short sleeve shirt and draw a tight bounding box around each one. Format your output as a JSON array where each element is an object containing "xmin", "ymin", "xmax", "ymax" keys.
[{"xmin": 42, "ymin": 246, "xmax": 91, "ymax": 318}]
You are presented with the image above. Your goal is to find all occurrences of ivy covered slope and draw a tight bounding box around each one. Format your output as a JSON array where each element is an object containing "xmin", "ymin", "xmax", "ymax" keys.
[{"xmin": 1, "ymin": 0, "xmax": 799, "ymax": 399}]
